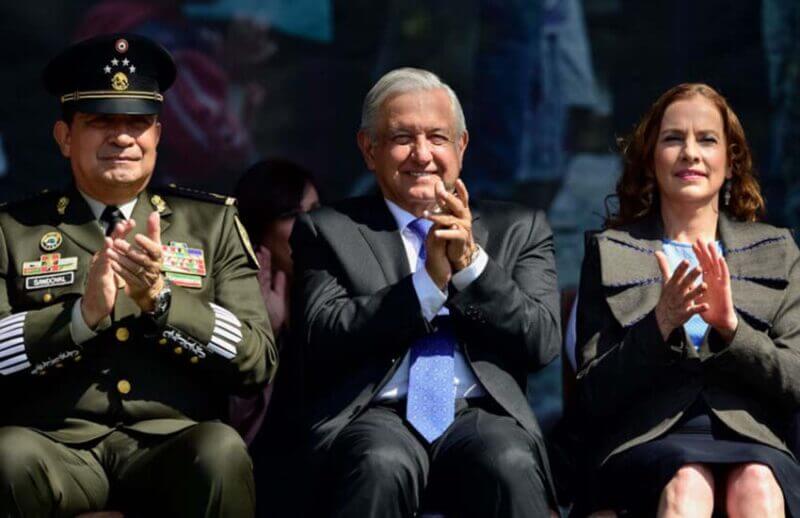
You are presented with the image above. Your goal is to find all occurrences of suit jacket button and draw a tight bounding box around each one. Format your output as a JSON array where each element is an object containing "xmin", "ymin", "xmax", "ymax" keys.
[
  {"xmin": 116, "ymin": 379, "xmax": 131, "ymax": 395},
  {"xmin": 115, "ymin": 327, "xmax": 130, "ymax": 342}
]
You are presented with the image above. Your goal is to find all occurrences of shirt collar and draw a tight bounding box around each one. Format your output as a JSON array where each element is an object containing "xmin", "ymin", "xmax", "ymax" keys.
[
  {"xmin": 78, "ymin": 189, "xmax": 138, "ymax": 222},
  {"xmin": 384, "ymin": 198, "xmax": 432, "ymax": 233}
]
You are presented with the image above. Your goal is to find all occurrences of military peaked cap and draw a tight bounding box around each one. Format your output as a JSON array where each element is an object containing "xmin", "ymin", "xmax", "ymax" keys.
[{"xmin": 43, "ymin": 33, "xmax": 176, "ymax": 115}]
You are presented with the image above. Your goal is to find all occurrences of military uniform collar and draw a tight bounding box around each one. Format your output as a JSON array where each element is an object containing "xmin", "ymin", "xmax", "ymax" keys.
[{"xmin": 76, "ymin": 189, "xmax": 137, "ymax": 222}]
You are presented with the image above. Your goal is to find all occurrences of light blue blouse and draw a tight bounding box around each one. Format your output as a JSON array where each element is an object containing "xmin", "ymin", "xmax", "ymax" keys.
[{"xmin": 661, "ymin": 240, "xmax": 724, "ymax": 349}]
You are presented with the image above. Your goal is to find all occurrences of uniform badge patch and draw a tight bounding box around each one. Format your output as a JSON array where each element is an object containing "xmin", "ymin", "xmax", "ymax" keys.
[
  {"xmin": 161, "ymin": 242, "xmax": 205, "ymax": 288},
  {"xmin": 22, "ymin": 254, "xmax": 78, "ymax": 276},
  {"xmin": 234, "ymin": 214, "xmax": 260, "ymax": 268},
  {"xmin": 40, "ymin": 232, "xmax": 63, "ymax": 252},
  {"xmin": 165, "ymin": 272, "xmax": 203, "ymax": 289},
  {"xmin": 25, "ymin": 272, "xmax": 75, "ymax": 291}
]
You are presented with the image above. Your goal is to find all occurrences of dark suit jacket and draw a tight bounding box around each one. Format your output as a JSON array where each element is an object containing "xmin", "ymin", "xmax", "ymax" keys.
[
  {"xmin": 0, "ymin": 183, "xmax": 276, "ymax": 443},
  {"xmin": 290, "ymin": 195, "xmax": 561, "ymax": 495},
  {"xmin": 576, "ymin": 213, "xmax": 800, "ymax": 467}
]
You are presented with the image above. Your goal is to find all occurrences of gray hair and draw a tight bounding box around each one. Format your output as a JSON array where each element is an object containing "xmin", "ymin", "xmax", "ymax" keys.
[{"xmin": 360, "ymin": 67, "xmax": 467, "ymax": 140}]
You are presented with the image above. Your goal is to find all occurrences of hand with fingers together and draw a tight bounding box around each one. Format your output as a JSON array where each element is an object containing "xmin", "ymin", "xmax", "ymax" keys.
[
  {"xmin": 654, "ymin": 253, "xmax": 709, "ymax": 341},
  {"xmin": 255, "ymin": 246, "xmax": 289, "ymax": 333},
  {"xmin": 692, "ymin": 239, "xmax": 738, "ymax": 342},
  {"xmin": 106, "ymin": 211, "xmax": 165, "ymax": 312},
  {"xmin": 80, "ymin": 236, "xmax": 120, "ymax": 329},
  {"xmin": 424, "ymin": 179, "xmax": 477, "ymax": 271}
]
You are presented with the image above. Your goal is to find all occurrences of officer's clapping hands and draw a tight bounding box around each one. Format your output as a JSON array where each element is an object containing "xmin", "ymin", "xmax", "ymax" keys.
[{"xmin": 106, "ymin": 211, "xmax": 165, "ymax": 312}]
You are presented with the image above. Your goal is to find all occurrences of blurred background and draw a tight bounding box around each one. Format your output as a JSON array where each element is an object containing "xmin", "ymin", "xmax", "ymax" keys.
[{"xmin": 1, "ymin": 0, "xmax": 797, "ymax": 431}]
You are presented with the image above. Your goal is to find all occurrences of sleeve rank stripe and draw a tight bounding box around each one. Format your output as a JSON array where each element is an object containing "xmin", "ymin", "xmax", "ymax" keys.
[
  {"xmin": 0, "ymin": 324, "xmax": 25, "ymax": 342},
  {"xmin": 0, "ymin": 312, "xmax": 27, "ymax": 326},
  {"xmin": 211, "ymin": 306, "xmax": 239, "ymax": 323},
  {"xmin": 0, "ymin": 354, "xmax": 29, "ymax": 370},
  {"xmin": 210, "ymin": 302, "xmax": 236, "ymax": 317},
  {"xmin": 213, "ymin": 311, "xmax": 241, "ymax": 330},
  {"xmin": 1, "ymin": 360, "xmax": 30, "ymax": 375},
  {"xmin": 208, "ymin": 343, "xmax": 236, "ymax": 360},
  {"xmin": 210, "ymin": 335, "xmax": 237, "ymax": 356},
  {"xmin": 214, "ymin": 319, "xmax": 242, "ymax": 340},
  {"xmin": 213, "ymin": 326, "xmax": 241, "ymax": 345},
  {"xmin": 0, "ymin": 313, "xmax": 27, "ymax": 332},
  {"xmin": 0, "ymin": 335, "xmax": 24, "ymax": 353},
  {"xmin": 211, "ymin": 305, "xmax": 241, "ymax": 325},
  {"xmin": 0, "ymin": 344, "xmax": 25, "ymax": 360}
]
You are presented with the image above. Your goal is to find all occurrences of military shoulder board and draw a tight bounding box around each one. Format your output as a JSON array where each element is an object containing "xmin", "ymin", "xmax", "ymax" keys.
[{"xmin": 160, "ymin": 184, "xmax": 237, "ymax": 206}]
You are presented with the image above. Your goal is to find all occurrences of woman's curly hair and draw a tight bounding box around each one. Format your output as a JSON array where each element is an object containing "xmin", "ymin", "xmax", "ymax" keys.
[{"xmin": 606, "ymin": 83, "xmax": 764, "ymax": 228}]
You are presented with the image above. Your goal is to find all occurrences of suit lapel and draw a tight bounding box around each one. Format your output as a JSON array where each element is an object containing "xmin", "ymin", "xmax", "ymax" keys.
[{"xmin": 357, "ymin": 197, "xmax": 408, "ymax": 285}]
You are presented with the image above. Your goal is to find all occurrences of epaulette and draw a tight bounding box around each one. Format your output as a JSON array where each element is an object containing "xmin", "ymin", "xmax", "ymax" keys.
[
  {"xmin": 160, "ymin": 184, "xmax": 237, "ymax": 206},
  {"xmin": 0, "ymin": 188, "xmax": 55, "ymax": 212}
]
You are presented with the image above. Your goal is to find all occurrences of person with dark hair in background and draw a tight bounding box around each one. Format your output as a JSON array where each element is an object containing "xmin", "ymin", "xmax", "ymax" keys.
[
  {"xmin": 291, "ymin": 67, "xmax": 561, "ymax": 518},
  {"xmin": 0, "ymin": 33, "xmax": 275, "ymax": 517},
  {"xmin": 575, "ymin": 83, "xmax": 800, "ymax": 517},
  {"xmin": 232, "ymin": 158, "xmax": 319, "ymax": 517}
]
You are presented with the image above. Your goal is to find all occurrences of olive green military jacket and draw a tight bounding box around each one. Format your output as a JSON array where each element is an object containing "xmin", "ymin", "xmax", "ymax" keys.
[
  {"xmin": 576, "ymin": 213, "xmax": 800, "ymax": 466},
  {"xmin": 0, "ymin": 184, "xmax": 276, "ymax": 443}
]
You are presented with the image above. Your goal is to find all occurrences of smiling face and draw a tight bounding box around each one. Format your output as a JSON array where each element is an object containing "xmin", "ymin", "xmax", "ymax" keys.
[
  {"xmin": 653, "ymin": 95, "xmax": 730, "ymax": 212},
  {"xmin": 53, "ymin": 112, "xmax": 161, "ymax": 204},
  {"xmin": 357, "ymin": 88, "xmax": 468, "ymax": 216}
]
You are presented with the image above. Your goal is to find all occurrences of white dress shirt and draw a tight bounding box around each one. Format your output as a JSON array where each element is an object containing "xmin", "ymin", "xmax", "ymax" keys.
[
  {"xmin": 374, "ymin": 199, "xmax": 488, "ymax": 401},
  {"xmin": 69, "ymin": 191, "xmax": 138, "ymax": 345}
]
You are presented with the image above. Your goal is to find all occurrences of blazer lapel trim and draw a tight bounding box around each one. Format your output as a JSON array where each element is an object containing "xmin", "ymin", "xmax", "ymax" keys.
[
  {"xmin": 719, "ymin": 215, "xmax": 789, "ymax": 329},
  {"xmin": 598, "ymin": 216, "xmax": 664, "ymax": 328}
]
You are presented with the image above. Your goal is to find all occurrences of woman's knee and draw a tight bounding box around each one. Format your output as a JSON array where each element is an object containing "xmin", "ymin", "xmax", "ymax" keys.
[
  {"xmin": 726, "ymin": 463, "xmax": 784, "ymax": 516},
  {"xmin": 660, "ymin": 463, "xmax": 715, "ymax": 514}
]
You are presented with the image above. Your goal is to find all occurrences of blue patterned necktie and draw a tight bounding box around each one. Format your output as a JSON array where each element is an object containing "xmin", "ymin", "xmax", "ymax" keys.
[{"xmin": 405, "ymin": 218, "xmax": 456, "ymax": 443}]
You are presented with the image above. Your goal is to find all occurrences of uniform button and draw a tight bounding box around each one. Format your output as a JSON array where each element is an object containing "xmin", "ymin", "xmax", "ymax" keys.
[
  {"xmin": 115, "ymin": 327, "xmax": 130, "ymax": 342},
  {"xmin": 116, "ymin": 379, "xmax": 131, "ymax": 394},
  {"xmin": 55, "ymin": 362, "xmax": 63, "ymax": 368},
  {"xmin": 43, "ymin": 293, "xmax": 53, "ymax": 303},
  {"xmin": 73, "ymin": 355, "xmax": 82, "ymax": 362},
  {"xmin": 190, "ymin": 356, "xmax": 199, "ymax": 364},
  {"xmin": 173, "ymin": 346, "xmax": 183, "ymax": 355},
  {"xmin": 158, "ymin": 338, "xmax": 168, "ymax": 345}
]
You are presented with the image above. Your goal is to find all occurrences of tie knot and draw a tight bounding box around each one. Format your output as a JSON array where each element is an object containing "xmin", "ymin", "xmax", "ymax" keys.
[
  {"xmin": 406, "ymin": 218, "xmax": 429, "ymax": 243},
  {"xmin": 100, "ymin": 206, "xmax": 124, "ymax": 236}
]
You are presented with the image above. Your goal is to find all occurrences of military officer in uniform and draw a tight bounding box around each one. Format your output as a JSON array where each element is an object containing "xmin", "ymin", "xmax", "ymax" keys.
[{"xmin": 0, "ymin": 34, "xmax": 275, "ymax": 517}]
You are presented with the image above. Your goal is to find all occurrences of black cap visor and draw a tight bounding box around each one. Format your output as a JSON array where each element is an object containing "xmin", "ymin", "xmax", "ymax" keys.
[{"xmin": 69, "ymin": 97, "xmax": 162, "ymax": 115}]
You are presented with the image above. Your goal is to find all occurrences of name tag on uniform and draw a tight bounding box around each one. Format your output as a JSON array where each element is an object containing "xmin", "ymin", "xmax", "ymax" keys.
[
  {"xmin": 25, "ymin": 271, "xmax": 75, "ymax": 290},
  {"xmin": 161, "ymin": 242, "xmax": 205, "ymax": 288},
  {"xmin": 22, "ymin": 254, "xmax": 78, "ymax": 276}
]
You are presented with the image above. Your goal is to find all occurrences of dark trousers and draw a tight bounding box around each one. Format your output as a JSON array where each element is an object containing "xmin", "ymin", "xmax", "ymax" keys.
[
  {"xmin": 325, "ymin": 398, "xmax": 551, "ymax": 518},
  {"xmin": 0, "ymin": 422, "xmax": 254, "ymax": 518}
]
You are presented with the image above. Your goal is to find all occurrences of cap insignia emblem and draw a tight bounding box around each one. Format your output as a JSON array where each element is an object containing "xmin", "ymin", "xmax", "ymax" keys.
[{"xmin": 111, "ymin": 71, "xmax": 129, "ymax": 91}]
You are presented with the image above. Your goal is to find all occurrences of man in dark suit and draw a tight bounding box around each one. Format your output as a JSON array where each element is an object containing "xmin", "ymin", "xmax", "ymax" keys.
[
  {"xmin": 291, "ymin": 67, "xmax": 561, "ymax": 517},
  {"xmin": 0, "ymin": 34, "xmax": 275, "ymax": 517}
]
